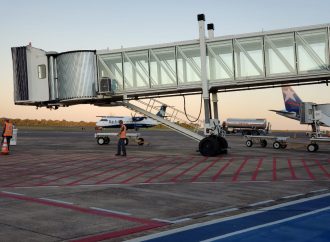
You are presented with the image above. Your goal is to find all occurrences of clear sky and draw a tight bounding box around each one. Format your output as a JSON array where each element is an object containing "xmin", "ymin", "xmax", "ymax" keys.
[{"xmin": 1, "ymin": 0, "xmax": 330, "ymax": 130}]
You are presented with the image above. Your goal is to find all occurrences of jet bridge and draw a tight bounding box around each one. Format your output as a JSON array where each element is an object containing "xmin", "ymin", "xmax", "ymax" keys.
[{"xmin": 10, "ymin": 14, "xmax": 330, "ymax": 156}]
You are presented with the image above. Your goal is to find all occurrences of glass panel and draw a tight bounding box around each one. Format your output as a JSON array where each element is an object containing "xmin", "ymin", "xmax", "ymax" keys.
[
  {"xmin": 98, "ymin": 53, "xmax": 123, "ymax": 92},
  {"xmin": 150, "ymin": 47, "xmax": 177, "ymax": 87},
  {"xmin": 38, "ymin": 64, "xmax": 46, "ymax": 79},
  {"xmin": 296, "ymin": 28, "xmax": 329, "ymax": 73},
  {"xmin": 207, "ymin": 40, "xmax": 234, "ymax": 81},
  {"xmin": 177, "ymin": 44, "xmax": 201, "ymax": 84},
  {"xmin": 123, "ymin": 50, "xmax": 149, "ymax": 89},
  {"xmin": 265, "ymin": 33, "xmax": 296, "ymax": 76},
  {"xmin": 234, "ymin": 37, "xmax": 264, "ymax": 79}
]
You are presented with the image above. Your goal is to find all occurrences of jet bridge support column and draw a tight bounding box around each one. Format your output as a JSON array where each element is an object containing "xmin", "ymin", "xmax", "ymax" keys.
[{"xmin": 197, "ymin": 14, "xmax": 228, "ymax": 156}]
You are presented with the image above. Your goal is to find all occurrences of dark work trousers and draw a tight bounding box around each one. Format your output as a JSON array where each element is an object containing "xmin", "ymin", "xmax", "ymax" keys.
[
  {"xmin": 117, "ymin": 138, "xmax": 126, "ymax": 155},
  {"xmin": 1, "ymin": 136, "xmax": 12, "ymax": 150}
]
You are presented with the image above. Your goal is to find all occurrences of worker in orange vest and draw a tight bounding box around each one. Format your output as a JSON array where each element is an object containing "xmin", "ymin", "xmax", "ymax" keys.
[
  {"xmin": 115, "ymin": 120, "xmax": 127, "ymax": 156},
  {"xmin": 2, "ymin": 119, "xmax": 13, "ymax": 151}
]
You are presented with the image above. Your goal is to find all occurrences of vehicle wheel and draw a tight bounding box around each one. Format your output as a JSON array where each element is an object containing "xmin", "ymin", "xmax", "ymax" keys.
[
  {"xmin": 137, "ymin": 137, "xmax": 144, "ymax": 146},
  {"xmin": 307, "ymin": 143, "xmax": 317, "ymax": 152},
  {"xmin": 273, "ymin": 141, "xmax": 280, "ymax": 149},
  {"xmin": 280, "ymin": 144, "xmax": 287, "ymax": 149},
  {"xmin": 199, "ymin": 136, "xmax": 218, "ymax": 157},
  {"xmin": 97, "ymin": 137, "xmax": 105, "ymax": 145},
  {"xmin": 246, "ymin": 140, "xmax": 253, "ymax": 147},
  {"xmin": 217, "ymin": 136, "xmax": 228, "ymax": 154},
  {"xmin": 104, "ymin": 137, "xmax": 110, "ymax": 144},
  {"xmin": 260, "ymin": 140, "xmax": 267, "ymax": 148},
  {"xmin": 314, "ymin": 144, "xmax": 319, "ymax": 151},
  {"xmin": 124, "ymin": 138, "xmax": 129, "ymax": 146}
]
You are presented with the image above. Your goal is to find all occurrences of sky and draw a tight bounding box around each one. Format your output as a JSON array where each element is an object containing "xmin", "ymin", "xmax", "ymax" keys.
[{"xmin": 0, "ymin": 0, "xmax": 330, "ymax": 130}]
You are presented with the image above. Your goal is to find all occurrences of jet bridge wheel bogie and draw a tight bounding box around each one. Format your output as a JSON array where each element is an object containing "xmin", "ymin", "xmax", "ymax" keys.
[
  {"xmin": 199, "ymin": 136, "xmax": 218, "ymax": 157},
  {"xmin": 217, "ymin": 136, "xmax": 228, "ymax": 154}
]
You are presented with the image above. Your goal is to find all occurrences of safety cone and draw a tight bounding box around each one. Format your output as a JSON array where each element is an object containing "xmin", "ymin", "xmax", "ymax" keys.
[{"xmin": 1, "ymin": 139, "xmax": 9, "ymax": 155}]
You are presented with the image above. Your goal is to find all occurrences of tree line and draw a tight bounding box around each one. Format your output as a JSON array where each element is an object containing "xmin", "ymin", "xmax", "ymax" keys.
[{"xmin": 0, "ymin": 118, "xmax": 95, "ymax": 127}]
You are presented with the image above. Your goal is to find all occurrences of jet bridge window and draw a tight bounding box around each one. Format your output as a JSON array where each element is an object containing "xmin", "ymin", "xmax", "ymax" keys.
[{"xmin": 38, "ymin": 64, "xmax": 47, "ymax": 79}]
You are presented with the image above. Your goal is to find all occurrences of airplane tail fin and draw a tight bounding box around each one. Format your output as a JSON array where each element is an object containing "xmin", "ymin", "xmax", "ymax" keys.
[
  {"xmin": 281, "ymin": 86, "xmax": 303, "ymax": 114},
  {"xmin": 156, "ymin": 104, "xmax": 167, "ymax": 118}
]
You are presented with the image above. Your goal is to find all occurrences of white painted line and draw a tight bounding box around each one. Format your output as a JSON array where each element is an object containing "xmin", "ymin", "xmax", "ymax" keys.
[
  {"xmin": 152, "ymin": 218, "xmax": 192, "ymax": 224},
  {"xmin": 1, "ymin": 191, "xmax": 24, "ymax": 196},
  {"xmin": 310, "ymin": 189, "xmax": 328, "ymax": 193},
  {"xmin": 281, "ymin": 193, "xmax": 304, "ymax": 199},
  {"xmin": 248, "ymin": 200, "xmax": 274, "ymax": 207},
  {"xmin": 152, "ymin": 218, "xmax": 174, "ymax": 224},
  {"xmin": 90, "ymin": 207, "xmax": 131, "ymax": 216},
  {"xmin": 128, "ymin": 193, "xmax": 330, "ymax": 242},
  {"xmin": 202, "ymin": 206, "xmax": 330, "ymax": 242},
  {"xmin": 40, "ymin": 198, "xmax": 74, "ymax": 205},
  {"xmin": 206, "ymin": 208, "xmax": 239, "ymax": 216}
]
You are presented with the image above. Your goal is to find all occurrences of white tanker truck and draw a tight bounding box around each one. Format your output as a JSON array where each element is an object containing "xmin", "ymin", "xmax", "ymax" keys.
[{"xmin": 223, "ymin": 118, "xmax": 271, "ymax": 135}]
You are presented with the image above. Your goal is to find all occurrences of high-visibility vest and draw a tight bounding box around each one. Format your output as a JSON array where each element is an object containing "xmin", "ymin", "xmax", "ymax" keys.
[
  {"xmin": 3, "ymin": 122, "xmax": 13, "ymax": 137},
  {"xmin": 120, "ymin": 124, "xmax": 127, "ymax": 138}
]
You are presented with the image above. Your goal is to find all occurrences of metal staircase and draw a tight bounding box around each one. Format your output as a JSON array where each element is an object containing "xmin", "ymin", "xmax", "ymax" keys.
[{"xmin": 122, "ymin": 99, "xmax": 204, "ymax": 142}]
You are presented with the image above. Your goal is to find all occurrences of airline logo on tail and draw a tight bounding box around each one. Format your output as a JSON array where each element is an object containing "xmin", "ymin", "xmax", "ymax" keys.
[
  {"xmin": 269, "ymin": 86, "xmax": 303, "ymax": 121},
  {"xmin": 282, "ymin": 86, "xmax": 302, "ymax": 115}
]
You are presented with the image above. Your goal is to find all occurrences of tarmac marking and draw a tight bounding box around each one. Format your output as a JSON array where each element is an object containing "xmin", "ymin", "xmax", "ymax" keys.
[
  {"xmin": 251, "ymin": 158, "xmax": 263, "ymax": 181},
  {"xmin": 287, "ymin": 159, "xmax": 298, "ymax": 180},
  {"xmin": 1, "ymin": 158, "xmax": 87, "ymax": 187},
  {"xmin": 0, "ymin": 191, "xmax": 167, "ymax": 241},
  {"xmin": 1, "ymin": 191, "xmax": 24, "ymax": 196},
  {"xmin": 206, "ymin": 208, "xmax": 239, "ymax": 216},
  {"xmin": 34, "ymin": 159, "xmax": 115, "ymax": 186},
  {"xmin": 301, "ymin": 159, "xmax": 315, "ymax": 180},
  {"xmin": 120, "ymin": 157, "xmax": 175, "ymax": 184},
  {"xmin": 309, "ymin": 188, "xmax": 329, "ymax": 193},
  {"xmin": 65, "ymin": 157, "xmax": 137, "ymax": 186},
  {"xmin": 143, "ymin": 157, "xmax": 194, "ymax": 183},
  {"xmin": 40, "ymin": 198, "xmax": 74, "ymax": 205},
  {"xmin": 170, "ymin": 157, "xmax": 208, "ymax": 182},
  {"xmin": 272, "ymin": 157, "xmax": 277, "ymax": 181},
  {"xmin": 212, "ymin": 158, "xmax": 234, "ymax": 182},
  {"xmin": 248, "ymin": 200, "xmax": 274, "ymax": 207},
  {"xmin": 232, "ymin": 158, "xmax": 249, "ymax": 182},
  {"xmin": 95, "ymin": 157, "xmax": 158, "ymax": 184},
  {"xmin": 90, "ymin": 206, "xmax": 131, "ymax": 216},
  {"xmin": 281, "ymin": 193, "xmax": 304, "ymax": 199},
  {"xmin": 3, "ymin": 158, "xmax": 106, "ymax": 187},
  {"xmin": 191, "ymin": 157, "xmax": 221, "ymax": 182},
  {"xmin": 314, "ymin": 160, "xmax": 330, "ymax": 179}
]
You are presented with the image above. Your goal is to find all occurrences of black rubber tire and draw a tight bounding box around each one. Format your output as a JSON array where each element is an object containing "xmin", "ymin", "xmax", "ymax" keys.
[
  {"xmin": 260, "ymin": 140, "xmax": 267, "ymax": 148},
  {"xmin": 217, "ymin": 136, "xmax": 228, "ymax": 154},
  {"xmin": 315, "ymin": 143, "xmax": 319, "ymax": 151},
  {"xmin": 246, "ymin": 140, "xmax": 253, "ymax": 147},
  {"xmin": 137, "ymin": 137, "xmax": 144, "ymax": 146},
  {"xmin": 199, "ymin": 136, "xmax": 218, "ymax": 157},
  {"xmin": 124, "ymin": 138, "xmax": 129, "ymax": 146},
  {"xmin": 97, "ymin": 137, "xmax": 105, "ymax": 145},
  {"xmin": 280, "ymin": 144, "xmax": 287, "ymax": 149},
  {"xmin": 273, "ymin": 141, "xmax": 280, "ymax": 149},
  {"xmin": 307, "ymin": 143, "xmax": 317, "ymax": 152},
  {"xmin": 104, "ymin": 137, "xmax": 110, "ymax": 144}
]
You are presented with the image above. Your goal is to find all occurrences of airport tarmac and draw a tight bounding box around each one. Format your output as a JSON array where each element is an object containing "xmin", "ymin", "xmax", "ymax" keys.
[{"xmin": 0, "ymin": 128, "xmax": 329, "ymax": 241}]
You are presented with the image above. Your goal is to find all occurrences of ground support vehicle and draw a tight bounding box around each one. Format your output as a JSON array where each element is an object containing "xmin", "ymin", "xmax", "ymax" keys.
[
  {"xmin": 244, "ymin": 135, "xmax": 289, "ymax": 149},
  {"xmin": 94, "ymin": 132, "xmax": 145, "ymax": 146}
]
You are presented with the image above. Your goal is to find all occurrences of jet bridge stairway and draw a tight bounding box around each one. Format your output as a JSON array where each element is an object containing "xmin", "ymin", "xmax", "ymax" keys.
[{"xmin": 122, "ymin": 99, "xmax": 205, "ymax": 142}]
